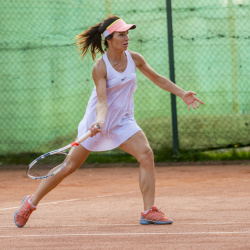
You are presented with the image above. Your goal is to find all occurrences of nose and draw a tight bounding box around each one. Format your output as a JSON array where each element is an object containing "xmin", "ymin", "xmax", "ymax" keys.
[{"xmin": 125, "ymin": 34, "xmax": 129, "ymax": 41}]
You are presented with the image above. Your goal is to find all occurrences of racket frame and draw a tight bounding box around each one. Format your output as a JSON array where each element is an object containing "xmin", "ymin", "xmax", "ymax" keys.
[{"xmin": 27, "ymin": 129, "xmax": 95, "ymax": 180}]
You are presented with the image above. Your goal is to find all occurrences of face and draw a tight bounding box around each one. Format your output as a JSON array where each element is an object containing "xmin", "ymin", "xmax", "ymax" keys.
[{"xmin": 107, "ymin": 31, "xmax": 130, "ymax": 51}]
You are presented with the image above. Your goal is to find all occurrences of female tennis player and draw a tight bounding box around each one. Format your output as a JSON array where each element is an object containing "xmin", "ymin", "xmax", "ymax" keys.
[{"xmin": 14, "ymin": 15, "xmax": 203, "ymax": 227}]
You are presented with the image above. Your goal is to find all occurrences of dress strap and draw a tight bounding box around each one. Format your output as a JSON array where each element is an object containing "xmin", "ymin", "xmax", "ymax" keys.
[{"xmin": 125, "ymin": 51, "xmax": 136, "ymax": 71}]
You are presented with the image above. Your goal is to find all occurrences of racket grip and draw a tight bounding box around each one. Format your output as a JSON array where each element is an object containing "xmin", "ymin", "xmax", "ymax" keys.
[
  {"xmin": 72, "ymin": 125, "xmax": 101, "ymax": 146},
  {"xmin": 74, "ymin": 131, "xmax": 92, "ymax": 145}
]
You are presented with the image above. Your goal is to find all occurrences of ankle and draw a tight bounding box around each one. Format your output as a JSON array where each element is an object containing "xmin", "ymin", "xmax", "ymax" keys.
[
  {"xmin": 29, "ymin": 196, "xmax": 37, "ymax": 207},
  {"xmin": 142, "ymin": 209, "xmax": 151, "ymax": 214}
]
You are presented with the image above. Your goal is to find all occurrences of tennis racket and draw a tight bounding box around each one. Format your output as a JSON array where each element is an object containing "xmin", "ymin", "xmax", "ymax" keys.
[{"xmin": 26, "ymin": 125, "xmax": 100, "ymax": 180}]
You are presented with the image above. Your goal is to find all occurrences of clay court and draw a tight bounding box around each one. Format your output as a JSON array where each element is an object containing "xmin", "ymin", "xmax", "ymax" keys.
[{"xmin": 1, "ymin": 163, "xmax": 250, "ymax": 249}]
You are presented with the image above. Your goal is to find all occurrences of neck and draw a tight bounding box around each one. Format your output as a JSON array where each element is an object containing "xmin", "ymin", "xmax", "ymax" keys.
[{"xmin": 106, "ymin": 47, "xmax": 125, "ymax": 61}]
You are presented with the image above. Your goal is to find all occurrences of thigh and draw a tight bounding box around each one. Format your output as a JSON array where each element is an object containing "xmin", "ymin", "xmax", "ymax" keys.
[{"xmin": 119, "ymin": 130, "xmax": 152, "ymax": 160}]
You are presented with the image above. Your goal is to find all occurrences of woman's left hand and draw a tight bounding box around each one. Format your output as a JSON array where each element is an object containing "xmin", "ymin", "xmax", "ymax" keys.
[{"xmin": 182, "ymin": 91, "xmax": 204, "ymax": 110}]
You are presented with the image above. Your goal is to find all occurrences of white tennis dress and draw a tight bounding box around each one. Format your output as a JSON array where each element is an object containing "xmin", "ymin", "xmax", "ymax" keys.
[{"xmin": 77, "ymin": 50, "xmax": 141, "ymax": 151}]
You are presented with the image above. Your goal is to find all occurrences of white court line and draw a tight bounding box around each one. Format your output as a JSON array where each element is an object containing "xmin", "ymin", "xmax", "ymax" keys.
[
  {"xmin": 0, "ymin": 199, "xmax": 81, "ymax": 211},
  {"xmin": 184, "ymin": 222, "xmax": 250, "ymax": 225},
  {"xmin": 1, "ymin": 222, "xmax": 250, "ymax": 228},
  {"xmin": 1, "ymin": 231, "xmax": 250, "ymax": 238},
  {"xmin": 37, "ymin": 198, "xmax": 81, "ymax": 206},
  {"xmin": 91, "ymin": 191, "xmax": 136, "ymax": 199},
  {"xmin": 0, "ymin": 224, "xmax": 138, "ymax": 228},
  {"xmin": 0, "ymin": 191, "xmax": 137, "ymax": 211}
]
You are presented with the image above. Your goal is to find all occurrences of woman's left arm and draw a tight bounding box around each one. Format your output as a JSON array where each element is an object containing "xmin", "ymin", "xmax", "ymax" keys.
[{"xmin": 131, "ymin": 51, "xmax": 204, "ymax": 110}]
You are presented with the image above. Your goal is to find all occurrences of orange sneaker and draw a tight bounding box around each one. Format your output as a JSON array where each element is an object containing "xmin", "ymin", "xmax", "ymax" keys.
[
  {"xmin": 140, "ymin": 206, "xmax": 173, "ymax": 225},
  {"xmin": 14, "ymin": 195, "xmax": 36, "ymax": 227}
]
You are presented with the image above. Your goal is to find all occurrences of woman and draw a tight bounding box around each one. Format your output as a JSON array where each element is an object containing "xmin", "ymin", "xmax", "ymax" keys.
[{"xmin": 14, "ymin": 15, "xmax": 203, "ymax": 227}]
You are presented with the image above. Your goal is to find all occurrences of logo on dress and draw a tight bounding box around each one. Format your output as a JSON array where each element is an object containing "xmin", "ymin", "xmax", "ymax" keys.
[{"xmin": 121, "ymin": 77, "xmax": 126, "ymax": 81}]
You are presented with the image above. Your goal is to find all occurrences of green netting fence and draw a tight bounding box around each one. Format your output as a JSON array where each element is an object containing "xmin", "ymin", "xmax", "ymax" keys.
[{"xmin": 0, "ymin": 0, "xmax": 249, "ymax": 159}]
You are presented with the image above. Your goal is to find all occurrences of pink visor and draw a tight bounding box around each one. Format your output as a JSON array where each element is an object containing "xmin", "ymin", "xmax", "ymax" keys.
[{"xmin": 103, "ymin": 19, "xmax": 136, "ymax": 38}]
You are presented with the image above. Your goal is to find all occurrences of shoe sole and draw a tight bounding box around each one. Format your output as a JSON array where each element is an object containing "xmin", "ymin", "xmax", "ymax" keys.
[
  {"xmin": 14, "ymin": 195, "xmax": 30, "ymax": 228},
  {"xmin": 140, "ymin": 219, "xmax": 173, "ymax": 225}
]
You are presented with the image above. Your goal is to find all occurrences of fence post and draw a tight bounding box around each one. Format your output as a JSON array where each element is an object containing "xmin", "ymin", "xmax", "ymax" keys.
[{"xmin": 166, "ymin": 0, "xmax": 179, "ymax": 156}]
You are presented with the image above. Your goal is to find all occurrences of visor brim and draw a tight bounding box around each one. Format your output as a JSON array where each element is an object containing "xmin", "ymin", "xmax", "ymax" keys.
[{"xmin": 115, "ymin": 24, "xmax": 136, "ymax": 32}]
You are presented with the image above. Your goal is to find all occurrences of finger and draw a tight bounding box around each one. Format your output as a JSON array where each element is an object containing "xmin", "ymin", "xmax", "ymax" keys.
[
  {"xmin": 195, "ymin": 97, "xmax": 204, "ymax": 104},
  {"xmin": 89, "ymin": 126, "xmax": 99, "ymax": 137},
  {"xmin": 187, "ymin": 104, "xmax": 190, "ymax": 110},
  {"xmin": 89, "ymin": 124, "xmax": 95, "ymax": 130},
  {"xmin": 92, "ymin": 126, "xmax": 100, "ymax": 133},
  {"xmin": 194, "ymin": 101, "xmax": 199, "ymax": 108},
  {"xmin": 191, "ymin": 103, "xmax": 196, "ymax": 109}
]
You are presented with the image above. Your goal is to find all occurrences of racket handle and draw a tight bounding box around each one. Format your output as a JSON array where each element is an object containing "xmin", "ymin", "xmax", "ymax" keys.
[
  {"xmin": 72, "ymin": 125, "xmax": 101, "ymax": 146},
  {"xmin": 72, "ymin": 131, "xmax": 92, "ymax": 146}
]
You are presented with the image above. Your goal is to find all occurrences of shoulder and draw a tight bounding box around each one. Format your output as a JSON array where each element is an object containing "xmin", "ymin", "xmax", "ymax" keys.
[
  {"xmin": 128, "ymin": 50, "xmax": 146, "ymax": 68},
  {"xmin": 92, "ymin": 56, "xmax": 107, "ymax": 78}
]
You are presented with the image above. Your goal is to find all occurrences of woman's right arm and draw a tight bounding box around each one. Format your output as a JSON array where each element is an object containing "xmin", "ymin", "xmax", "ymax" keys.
[{"xmin": 90, "ymin": 58, "xmax": 108, "ymax": 134}]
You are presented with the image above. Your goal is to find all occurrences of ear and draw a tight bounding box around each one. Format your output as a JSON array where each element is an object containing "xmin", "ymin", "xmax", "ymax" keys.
[{"xmin": 106, "ymin": 38, "xmax": 112, "ymax": 46}]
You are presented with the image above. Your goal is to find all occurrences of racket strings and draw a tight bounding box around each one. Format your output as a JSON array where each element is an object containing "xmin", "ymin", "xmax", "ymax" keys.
[{"xmin": 28, "ymin": 153, "xmax": 68, "ymax": 178}]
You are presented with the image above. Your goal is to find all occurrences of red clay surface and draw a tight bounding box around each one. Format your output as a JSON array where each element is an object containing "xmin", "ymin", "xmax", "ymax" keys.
[{"xmin": 1, "ymin": 163, "xmax": 250, "ymax": 249}]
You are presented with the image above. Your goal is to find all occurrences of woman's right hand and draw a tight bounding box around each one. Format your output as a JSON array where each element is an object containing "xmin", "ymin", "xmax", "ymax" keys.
[{"xmin": 89, "ymin": 122, "xmax": 103, "ymax": 136}]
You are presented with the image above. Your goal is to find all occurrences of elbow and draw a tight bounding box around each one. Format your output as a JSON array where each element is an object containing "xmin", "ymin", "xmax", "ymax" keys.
[{"xmin": 153, "ymin": 75, "xmax": 165, "ymax": 87}]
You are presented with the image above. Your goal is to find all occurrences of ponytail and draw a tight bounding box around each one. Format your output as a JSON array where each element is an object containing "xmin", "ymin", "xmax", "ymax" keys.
[
  {"xmin": 75, "ymin": 15, "xmax": 120, "ymax": 61},
  {"xmin": 75, "ymin": 22, "xmax": 104, "ymax": 61}
]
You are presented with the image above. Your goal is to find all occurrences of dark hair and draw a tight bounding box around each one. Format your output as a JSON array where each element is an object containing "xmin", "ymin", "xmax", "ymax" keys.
[{"xmin": 75, "ymin": 14, "xmax": 120, "ymax": 61}]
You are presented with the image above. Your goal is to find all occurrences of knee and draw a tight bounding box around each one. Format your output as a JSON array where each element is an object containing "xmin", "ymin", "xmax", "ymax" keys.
[
  {"xmin": 61, "ymin": 161, "xmax": 79, "ymax": 177},
  {"xmin": 137, "ymin": 146, "xmax": 154, "ymax": 165}
]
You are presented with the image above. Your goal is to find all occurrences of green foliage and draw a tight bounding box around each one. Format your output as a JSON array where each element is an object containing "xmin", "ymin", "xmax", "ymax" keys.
[
  {"xmin": 171, "ymin": 147, "xmax": 250, "ymax": 162},
  {"xmin": 1, "ymin": 146, "xmax": 249, "ymax": 166}
]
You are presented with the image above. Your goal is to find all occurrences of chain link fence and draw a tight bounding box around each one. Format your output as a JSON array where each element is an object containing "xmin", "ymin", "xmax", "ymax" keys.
[
  {"xmin": 0, "ymin": 0, "xmax": 249, "ymax": 160},
  {"xmin": 173, "ymin": 0, "xmax": 250, "ymax": 151}
]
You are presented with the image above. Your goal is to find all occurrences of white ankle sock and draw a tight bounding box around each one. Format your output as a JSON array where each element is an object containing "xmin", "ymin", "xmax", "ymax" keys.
[
  {"xmin": 142, "ymin": 209, "xmax": 150, "ymax": 214},
  {"xmin": 28, "ymin": 197, "xmax": 36, "ymax": 208}
]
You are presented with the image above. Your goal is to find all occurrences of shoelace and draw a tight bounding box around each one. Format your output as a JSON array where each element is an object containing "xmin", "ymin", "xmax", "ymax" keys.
[
  {"xmin": 153, "ymin": 207, "xmax": 165, "ymax": 215},
  {"xmin": 148, "ymin": 207, "xmax": 166, "ymax": 221}
]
